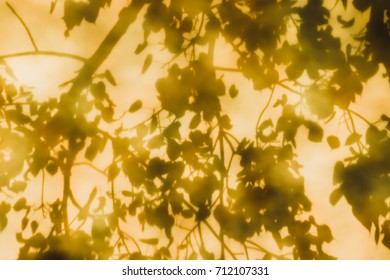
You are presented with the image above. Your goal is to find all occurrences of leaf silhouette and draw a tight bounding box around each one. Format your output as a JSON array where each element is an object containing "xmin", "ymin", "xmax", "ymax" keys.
[
  {"xmin": 345, "ymin": 133, "xmax": 361, "ymax": 145},
  {"xmin": 229, "ymin": 84, "xmax": 239, "ymax": 98},
  {"xmin": 337, "ymin": 16, "xmax": 355, "ymax": 28},
  {"xmin": 327, "ymin": 135, "xmax": 340, "ymax": 149},
  {"xmin": 141, "ymin": 54, "xmax": 153, "ymax": 74},
  {"xmin": 104, "ymin": 69, "xmax": 117, "ymax": 86},
  {"xmin": 305, "ymin": 121, "xmax": 324, "ymax": 142},
  {"xmin": 329, "ymin": 187, "xmax": 343, "ymax": 206},
  {"xmin": 13, "ymin": 198, "xmax": 27, "ymax": 212},
  {"xmin": 139, "ymin": 238, "xmax": 159, "ymax": 246},
  {"xmin": 0, "ymin": 215, "xmax": 7, "ymax": 233},
  {"xmin": 129, "ymin": 99, "xmax": 143, "ymax": 113}
]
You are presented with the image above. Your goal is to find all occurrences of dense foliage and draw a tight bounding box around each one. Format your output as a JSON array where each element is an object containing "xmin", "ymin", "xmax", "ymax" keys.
[{"xmin": 0, "ymin": 0, "xmax": 390, "ymax": 259}]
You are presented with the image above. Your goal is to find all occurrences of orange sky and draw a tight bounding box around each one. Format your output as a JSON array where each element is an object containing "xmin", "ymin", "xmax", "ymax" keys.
[{"xmin": 1, "ymin": 0, "xmax": 390, "ymax": 259}]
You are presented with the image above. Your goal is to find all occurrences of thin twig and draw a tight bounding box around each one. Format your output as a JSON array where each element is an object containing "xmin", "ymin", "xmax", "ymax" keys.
[
  {"xmin": 73, "ymin": 162, "xmax": 107, "ymax": 176},
  {"xmin": 202, "ymin": 219, "xmax": 237, "ymax": 260},
  {"xmin": 68, "ymin": 188, "xmax": 82, "ymax": 210},
  {"xmin": 176, "ymin": 224, "xmax": 198, "ymax": 259},
  {"xmin": 276, "ymin": 81, "xmax": 302, "ymax": 96},
  {"xmin": 348, "ymin": 109, "xmax": 373, "ymax": 126},
  {"xmin": 110, "ymin": 158, "xmax": 132, "ymax": 257},
  {"xmin": 61, "ymin": 153, "xmax": 73, "ymax": 237},
  {"xmin": 347, "ymin": 110, "xmax": 363, "ymax": 153},
  {"xmin": 245, "ymin": 240, "xmax": 288, "ymax": 260},
  {"xmin": 40, "ymin": 169, "xmax": 46, "ymax": 217},
  {"xmin": 6, "ymin": 2, "xmax": 38, "ymax": 51},
  {"xmin": 122, "ymin": 231, "xmax": 142, "ymax": 253},
  {"xmin": 180, "ymin": 199, "xmax": 236, "ymax": 259},
  {"xmin": 217, "ymin": 117, "xmax": 226, "ymax": 259},
  {"xmin": 214, "ymin": 66, "xmax": 241, "ymax": 72},
  {"xmin": 244, "ymin": 243, "xmax": 249, "ymax": 260},
  {"xmin": 256, "ymin": 85, "xmax": 275, "ymax": 146}
]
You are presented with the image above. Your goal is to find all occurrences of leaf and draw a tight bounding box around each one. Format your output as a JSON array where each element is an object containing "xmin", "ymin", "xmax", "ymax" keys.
[
  {"xmin": 136, "ymin": 124, "xmax": 149, "ymax": 138},
  {"xmin": 85, "ymin": 141, "xmax": 99, "ymax": 161},
  {"xmin": 139, "ymin": 238, "xmax": 159, "ymax": 245},
  {"xmin": 180, "ymin": 16, "xmax": 193, "ymax": 33},
  {"xmin": 199, "ymin": 245, "xmax": 214, "ymax": 260},
  {"xmin": 286, "ymin": 61, "xmax": 304, "ymax": 80},
  {"xmin": 342, "ymin": 0, "xmax": 347, "ymax": 9},
  {"xmin": 0, "ymin": 214, "xmax": 8, "ymax": 233},
  {"xmin": 0, "ymin": 202, "xmax": 11, "ymax": 215},
  {"xmin": 90, "ymin": 82, "xmax": 106, "ymax": 100},
  {"xmin": 229, "ymin": 84, "xmax": 239, "ymax": 98},
  {"xmin": 27, "ymin": 233, "xmax": 45, "ymax": 248},
  {"xmin": 108, "ymin": 163, "xmax": 120, "ymax": 181},
  {"xmin": 333, "ymin": 161, "xmax": 344, "ymax": 185},
  {"xmin": 282, "ymin": 235, "xmax": 294, "ymax": 247},
  {"xmin": 5, "ymin": 110, "xmax": 31, "ymax": 125},
  {"xmin": 189, "ymin": 252, "xmax": 198, "ymax": 260},
  {"xmin": 220, "ymin": 115, "xmax": 232, "ymax": 130},
  {"xmin": 167, "ymin": 139, "xmax": 181, "ymax": 161},
  {"xmin": 272, "ymin": 231, "xmax": 283, "ymax": 250},
  {"xmin": 21, "ymin": 217, "xmax": 28, "ymax": 231},
  {"xmin": 164, "ymin": 122, "xmax": 181, "ymax": 140},
  {"xmin": 317, "ymin": 225, "xmax": 333, "ymax": 243},
  {"xmin": 189, "ymin": 114, "xmax": 201, "ymax": 129},
  {"xmin": 349, "ymin": 56, "xmax": 379, "ymax": 81},
  {"xmin": 147, "ymin": 158, "xmax": 168, "ymax": 178},
  {"xmin": 257, "ymin": 119, "xmax": 276, "ymax": 142},
  {"xmin": 142, "ymin": 54, "xmax": 153, "ymax": 74},
  {"xmin": 5, "ymin": 84, "xmax": 17, "ymax": 98},
  {"xmin": 375, "ymin": 224, "xmax": 379, "ymax": 244},
  {"xmin": 13, "ymin": 198, "xmax": 27, "ymax": 212},
  {"xmin": 63, "ymin": 0, "xmax": 87, "ymax": 32},
  {"xmin": 329, "ymin": 187, "xmax": 343, "ymax": 206},
  {"xmin": 105, "ymin": 69, "xmax": 117, "ymax": 86},
  {"xmin": 263, "ymin": 253, "xmax": 272, "ymax": 260},
  {"xmin": 92, "ymin": 217, "xmax": 109, "ymax": 241},
  {"xmin": 305, "ymin": 121, "xmax": 323, "ymax": 142},
  {"xmin": 327, "ymin": 135, "xmax": 340, "ymax": 149},
  {"xmin": 345, "ymin": 133, "xmax": 361, "ymax": 145},
  {"xmin": 93, "ymin": 197, "xmax": 106, "ymax": 213},
  {"xmin": 337, "ymin": 16, "xmax": 355, "ymax": 28},
  {"xmin": 50, "ymin": 0, "xmax": 57, "ymax": 14},
  {"xmin": 83, "ymin": 1, "xmax": 100, "ymax": 23},
  {"xmin": 181, "ymin": 209, "xmax": 193, "ymax": 218},
  {"xmin": 9, "ymin": 181, "xmax": 27, "ymax": 193},
  {"xmin": 16, "ymin": 232, "xmax": 25, "ymax": 243},
  {"xmin": 159, "ymin": 247, "xmax": 171, "ymax": 258},
  {"xmin": 273, "ymin": 94, "xmax": 288, "ymax": 107},
  {"xmin": 147, "ymin": 134, "xmax": 165, "ymax": 149},
  {"xmin": 150, "ymin": 114, "xmax": 158, "ymax": 133},
  {"xmin": 352, "ymin": 207, "xmax": 372, "ymax": 231},
  {"xmin": 31, "ymin": 220, "xmax": 38, "ymax": 234},
  {"xmin": 129, "ymin": 99, "xmax": 143, "ymax": 113},
  {"xmin": 122, "ymin": 190, "xmax": 132, "ymax": 197},
  {"xmin": 352, "ymin": 0, "xmax": 371, "ymax": 12},
  {"xmin": 45, "ymin": 161, "xmax": 59, "ymax": 175},
  {"xmin": 135, "ymin": 41, "xmax": 148, "ymax": 54},
  {"xmin": 123, "ymin": 157, "xmax": 146, "ymax": 187}
]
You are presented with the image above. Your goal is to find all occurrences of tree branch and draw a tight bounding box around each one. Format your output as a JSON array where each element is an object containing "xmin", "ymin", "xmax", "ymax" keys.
[
  {"xmin": 6, "ymin": 2, "xmax": 38, "ymax": 51},
  {"xmin": 67, "ymin": 0, "xmax": 145, "ymax": 99}
]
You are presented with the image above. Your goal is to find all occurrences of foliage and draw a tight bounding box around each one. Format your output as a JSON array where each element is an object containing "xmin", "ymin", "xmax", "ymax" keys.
[{"xmin": 1, "ymin": 0, "xmax": 390, "ymax": 259}]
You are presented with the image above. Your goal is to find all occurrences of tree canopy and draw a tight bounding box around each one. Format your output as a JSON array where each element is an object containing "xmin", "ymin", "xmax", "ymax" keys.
[{"xmin": 0, "ymin": 0, "xmax": 390, "ymax": 259}]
